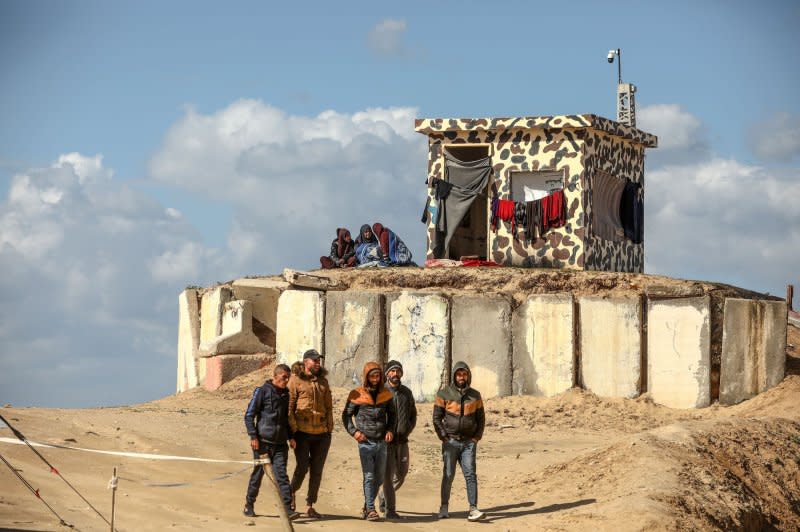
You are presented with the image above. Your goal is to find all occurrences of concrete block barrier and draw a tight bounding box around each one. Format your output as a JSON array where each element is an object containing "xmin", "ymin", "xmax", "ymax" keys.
[
  {"xmin": 720, "ymin": 299, "xmax": 787, "ymax": 405},
  {"xmin": 276, "ymin": 290, "xmax": 325, "ymax": 365},
  {"xmin": 176, "ymin": 289, "xmax": 201, "ymax": 393},
  {"xmin": 231, "ymin": 278, "xmax": 289, "ymax": 348},
  {"xmin": 324, "ymin": 291, "xmax": 385, "ymax": 388},
  {"xmin": 647, "ymin": 297, "xmax": 711, "ymax": 408},
  {"xmin": 387, "ymin": 291, "xmax": 449, "ymax": 402},
  {"xmin": 451, "ymin": 295, "xmax": 512, "ymax": 398},
  {"xmin": 203, "ymin": 353, "xmax": 273, "ymax": 392},
  {"xmin": 579, "ymin": 296, "xmax": 642, "ymax": 398},
  {"xmin": 200, "ymin": 300, "xmax": 269, "ymax": 356},
  {"xmin": 512, "ymin": 294, "xmax": 575, "ymax": 397}
]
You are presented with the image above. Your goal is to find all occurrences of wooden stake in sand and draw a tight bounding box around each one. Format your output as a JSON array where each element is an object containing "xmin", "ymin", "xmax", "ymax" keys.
[
  {"xmin": 260, "ymin": 454, "xmax": 294, "ymax": 532},
  {"xmin": 109, "ymin": 467, "xmax": 118, "ymax": 532}
]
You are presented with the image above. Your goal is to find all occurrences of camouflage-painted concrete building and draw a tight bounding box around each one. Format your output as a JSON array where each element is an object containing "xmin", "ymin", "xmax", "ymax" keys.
[{"xmin": 415, "ymin": 115, "xmax": 657, "ymax": 272}]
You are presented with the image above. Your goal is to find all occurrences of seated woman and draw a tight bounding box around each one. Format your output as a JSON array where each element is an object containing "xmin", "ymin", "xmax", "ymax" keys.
[
  {"xmin": 354, "ymin": 224, "xmax": 384, "ymax": 267},
  {"xmin": 320, "ymin": 228, "xmax": 356, "ymax": 269},
  {"xmin": 372, "ymin": 223, "xmax": 413, "ymax": 266}
]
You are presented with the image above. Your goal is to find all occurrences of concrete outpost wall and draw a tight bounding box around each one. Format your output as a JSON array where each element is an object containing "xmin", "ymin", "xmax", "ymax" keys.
[{"xmin": 179, "ymin": 284, "xmax": 787, "ymax": 408}]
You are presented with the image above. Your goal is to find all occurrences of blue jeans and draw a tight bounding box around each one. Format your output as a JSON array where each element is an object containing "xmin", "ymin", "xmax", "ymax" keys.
[
  {"xmin": 358, "ymin": 439, "xmax": 387, "ymax": 512},
  {"xmin": 246, "ymin": 442, "xmax": 291, "ymax": 510},
  {"xmin": 440, "ymin": 439, "xmax": 477, "ymax": 507}
]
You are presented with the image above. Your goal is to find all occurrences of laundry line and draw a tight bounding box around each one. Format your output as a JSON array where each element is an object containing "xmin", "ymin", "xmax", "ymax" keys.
[{"xmin": 0, "ymin": 436, "xmax": 268, "ymax": 465}]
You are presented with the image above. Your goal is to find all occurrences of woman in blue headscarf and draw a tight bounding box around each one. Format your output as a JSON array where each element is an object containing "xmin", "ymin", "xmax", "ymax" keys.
[{"xmin": 354, "ymin": 224, "xmax": 384, "ymax": 266}]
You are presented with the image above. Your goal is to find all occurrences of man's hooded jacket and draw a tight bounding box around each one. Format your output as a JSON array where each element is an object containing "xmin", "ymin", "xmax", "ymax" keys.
[
  {"xmin": 328, "ymin": 228, "xmax": 355, "ymax": 263},
  {"xmin": 244, "ymin": 379, "xmax": 292, "ymax": 445},
  {"xmin": 433, "ymin": 361, "xmax": 485, "ymax": 442},
  {"xmin": 341, "ymin": 362, "xmax": 397, "ymax": 441}
]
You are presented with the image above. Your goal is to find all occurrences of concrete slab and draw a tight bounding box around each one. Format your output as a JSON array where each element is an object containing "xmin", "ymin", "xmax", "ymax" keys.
[
  {"xmin": 283, "ymin": 268, "xmax": 343, "ymax": 291},
  {"xmin": 203, "ymin": 353, "xmax": 273, "ymax": 392},
  {"xmin": 512, "ymin": 294, "xmax": 575, "ymax": 397},
  {"xmin": 276, "ymin": 290, "xmax": 325, "ymax": 365},
  {"xmin": 579, "ymin": 297, "xmax": 642, "ymax": 398},
  {"xmin": 324, "ymin": 291, "xmax": 385, "ymax": 388},
  {"xmin": 647, "ymin": 297, "xmax": 711, "ymax": 408},
  {"xmin": 231, "ymin": 278, "xmax": 289, "ymax": 348},
  {"xmin": 176, "ymin": 289, "xmax": 201, "ymax": 393},
  {"xmin": 198, "ymin": 286, "xmax": 232, "ymax": 384},
  {"xmin": 451, "ymin": 295, "xmax": 512, "ymax": 398},
  {"xmin": 200, "ymin": 300, "xmax": 269, "ymax": 356},
  {"xmin": 200, "ymin": 286, "xmax": 233, "ymax": 344},
  {"xmin": 720, "ymin": 299, "xmax": 788, "ymax": 405},
  {"xmin": 387, "ymin": 291, "xmax": 449, "ymax": 402}
]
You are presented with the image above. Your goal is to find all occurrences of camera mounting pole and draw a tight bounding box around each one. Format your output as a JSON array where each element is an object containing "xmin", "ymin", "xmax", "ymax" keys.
[{"xmin": 609, "ymin": 48, "xmax": 636, "ymax": 127}]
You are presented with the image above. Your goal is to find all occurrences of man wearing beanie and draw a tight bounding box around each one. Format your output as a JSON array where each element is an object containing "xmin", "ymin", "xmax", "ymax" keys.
[{"xmin": 378, "ymin": 360, "xmax": 417, "ymax": 519}]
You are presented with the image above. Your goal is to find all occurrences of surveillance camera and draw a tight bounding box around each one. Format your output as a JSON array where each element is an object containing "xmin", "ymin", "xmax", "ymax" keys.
[{"xmin": 607, "ymin": 50, "xmax": 615, "ymax": 63}]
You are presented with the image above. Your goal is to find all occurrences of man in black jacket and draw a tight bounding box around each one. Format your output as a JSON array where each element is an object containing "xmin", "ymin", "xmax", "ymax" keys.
[
  {"xmin": 432, "ymin": 361, "xmax": 486, "ymax": 522},
  {"xmin": 342, "ymin": 361, "xmax": 396, "ymax": 521},
  {"xmin": 243, "ymin": 364, "xmax": 300, "ymax": 520},
  {"xmin": 378, "ymin": 360, "xmax": 417, "ymax": 519}
]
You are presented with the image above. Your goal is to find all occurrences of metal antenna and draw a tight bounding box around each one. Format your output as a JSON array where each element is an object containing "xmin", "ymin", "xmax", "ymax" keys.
[{"xmin": 608, "ymin": 48, "xmax": 636, "ymax": 127}]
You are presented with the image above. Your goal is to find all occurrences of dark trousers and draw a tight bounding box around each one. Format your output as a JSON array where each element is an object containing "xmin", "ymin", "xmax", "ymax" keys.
[
  {"xmin": 246, "ymin": 442, "xmax": 291, "ymax": 510},
  {"xmin": 290, "ymin": 431, "xmax": 331, "ymax": 505},
  {"xmin": 380, "ymin": 441, "xmax": 410, "ymax": 512},
  {"xmin": 441, "ymin": 439, "xmax": 478, "ymax": 507}
]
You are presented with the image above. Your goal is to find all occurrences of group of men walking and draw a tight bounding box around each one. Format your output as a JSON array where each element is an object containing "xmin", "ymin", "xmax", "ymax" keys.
[{"xmin": 243, "ymin": 348, "xmax": 487, "ymax": 522}]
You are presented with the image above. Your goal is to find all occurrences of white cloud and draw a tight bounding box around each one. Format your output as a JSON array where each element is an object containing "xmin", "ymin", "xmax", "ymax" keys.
[
  {"xmin": 149, "ymin": 99, "xmax": 428, "ymax": 274},
  {"xmin": 638, "ymin": 104, "xmax": 710, "ymax": 166},
  {"xmin": 641, "ymin": 104, "xmax": 800, "ymax": 294},
  {"xmin": 747, "ymin": 111, "xmax": 800, "ymax": 162},
  {"xmin": 0, "ymin": 153, "xmax": 223, "ymax": 407},
  {"xmin": 367, "ymin": 18, "xmax": 408, "ymax": 58}
]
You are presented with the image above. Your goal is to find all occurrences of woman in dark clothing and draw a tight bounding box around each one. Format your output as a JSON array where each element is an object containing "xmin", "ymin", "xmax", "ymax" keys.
[{"xmin": 320, "ymin": 228, "xmax": 356, "ymax": 269}]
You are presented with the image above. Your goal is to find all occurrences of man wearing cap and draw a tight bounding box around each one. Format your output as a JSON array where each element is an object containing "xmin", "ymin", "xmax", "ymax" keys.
[
  {"xmin": 378, "ymin": 360, "xmax": 417, "ymax": 519},
  {"xmin": 288, "ymin": 349, "xmax": 333, "ymax": 519},
  {"xmin": 433, "ymin": 361, "xmax": 486, "ymax": 522}
]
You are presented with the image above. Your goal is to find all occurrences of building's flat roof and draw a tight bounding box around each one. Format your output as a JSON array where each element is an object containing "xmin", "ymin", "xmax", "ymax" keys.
[{"xmin": 414, "ymin": 114, "xmax": 657, "ymax": 148}]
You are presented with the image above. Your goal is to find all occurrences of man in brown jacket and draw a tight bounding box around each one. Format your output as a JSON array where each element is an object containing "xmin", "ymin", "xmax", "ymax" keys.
[{"xmin": 288, "ymin": 349, "xmax": 333, "ymax": 519}]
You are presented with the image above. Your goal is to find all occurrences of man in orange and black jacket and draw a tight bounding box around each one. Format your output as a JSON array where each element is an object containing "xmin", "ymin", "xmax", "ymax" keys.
[
  {"xmin": 342, "ymin": 361, "xmax": 397, "ymax": 521},
  {"xmin": 432, "ymin": 360, "xmax": 486, "ymax": 522}
]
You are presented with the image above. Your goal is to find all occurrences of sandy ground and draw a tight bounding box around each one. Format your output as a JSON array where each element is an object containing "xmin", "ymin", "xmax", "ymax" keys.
[{"xmin": 1, "ymin": 324, "xmax": 798, "ymax": 531}]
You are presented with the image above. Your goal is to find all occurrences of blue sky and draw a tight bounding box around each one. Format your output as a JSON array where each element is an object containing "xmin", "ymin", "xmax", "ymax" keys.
[{"xmin": 1, "ymin": 1, "xmax": 798, "ymax": 407}]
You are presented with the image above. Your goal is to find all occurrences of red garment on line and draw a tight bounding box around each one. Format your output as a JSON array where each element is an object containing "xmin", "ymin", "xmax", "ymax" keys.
[
  {"xmin": 494, "ymin": 199, "xmax": 516, "ymax": 232},
  {"xmin": 542, "ymin": 190, "xmax": 565, "ymax": 229}
]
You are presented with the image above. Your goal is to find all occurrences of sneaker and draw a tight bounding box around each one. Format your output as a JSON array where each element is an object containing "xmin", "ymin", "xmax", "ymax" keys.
[
  {"xmin": 437, "ymin": 505, "xmax": 449, "ymax": 519},
  {"xmin": 385, "ymin": 510, "xmax": 402, "ymax": 520},
  {"xmin": 287, "ymin": 510, "xmax": 301, "ymax": 521},
  {"xmin": 467, "ymin": 507, "xmax": 485, "ymax": 521},
  {"xmin": 242, "ymin": 503, "xmax": 255, "ymax": 517}
]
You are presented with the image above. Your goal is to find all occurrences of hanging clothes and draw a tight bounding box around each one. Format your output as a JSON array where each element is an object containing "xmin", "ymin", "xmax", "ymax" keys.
[
  {"xmin": 514, "ymin": 202, "xmax": 527, "ymax": 240},
  {"xmin": 592, "ymin": 171, "xmax": 626, "ymax": 242},
  {"xmin": 542, "ymin": 189, "xmax": 566, "ymax": 230},
  {"xmin": 433, "ymin": 155, "xmax": 492, "ymax": 259},
  {"xmin": 491, "ymin": 199, "xmax": 516, "ymax": 233}
]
